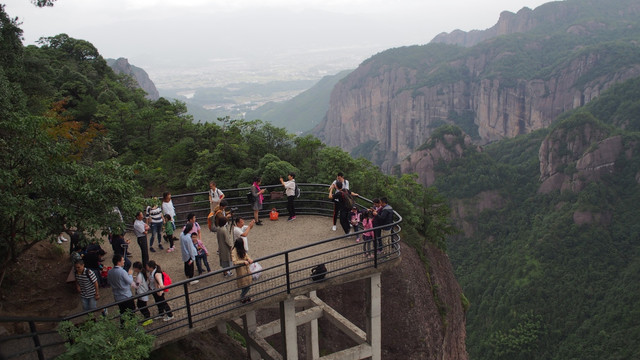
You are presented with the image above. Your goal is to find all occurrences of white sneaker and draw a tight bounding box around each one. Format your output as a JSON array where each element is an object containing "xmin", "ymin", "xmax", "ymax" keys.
[
  {"xmin": 189, "ymin": 280, "xmax": 199, "ymax": 285},
  {"xmin": 163, "ymin": 315, "xmax": 174, "ymax": 322},
  {"xmin": 57, "ymin": 238, "xmax": 62, "ymax": 244},
  {"xmin": 332, "ymin": 225, "xmax": 337, "ymax": 231}
]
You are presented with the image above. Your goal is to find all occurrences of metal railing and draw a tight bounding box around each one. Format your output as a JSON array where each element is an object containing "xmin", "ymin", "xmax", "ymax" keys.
[{"xmin": 0, "ymin": 184, "xmax": 402, "ymax": 360}]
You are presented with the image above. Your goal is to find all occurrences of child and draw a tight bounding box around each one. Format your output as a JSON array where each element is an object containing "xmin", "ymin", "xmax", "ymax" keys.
[
  {"xmin": 163, "ymin": 214, "xmax": 177, "ymax": 252},
  {"xmin": 362, "ymin": 210, "xmax": 375, "ymax": 257},
  {"xmin": 349, "ymin": 206, "xmax": 362, "ymax": 242},
  {"xmin": 192, "ymin": 233, "xmax": 211, "ymax": 275},
  {"xmin": 132, "ymin": 261, "xmax": 152, "ymax": 323}
]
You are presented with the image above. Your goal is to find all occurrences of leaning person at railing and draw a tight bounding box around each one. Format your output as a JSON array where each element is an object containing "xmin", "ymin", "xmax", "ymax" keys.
[
  {"xmin": 372, "ymin": 197, "xmax": 394, "ymax": 254},
  {"xmin": 145, "ymin": 260, "xmax": 174, "ymax": 322},
  {"xmin": 107, "ymin": 254, "xmax": 137, "ymax": 323},
  {"xmin": 215, "ymin": 200, "xmax": 234, "ymax": 277},
  {"xmin": 231, "ymin": 238, "xmax": 254, "ymax": 303},
  {"xmin": 180, "ymin": 222, "xmax": 199, "ymax": 285}
]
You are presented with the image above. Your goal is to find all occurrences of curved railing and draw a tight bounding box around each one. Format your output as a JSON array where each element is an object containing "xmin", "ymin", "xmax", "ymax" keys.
[{"xmin": 0, "ymin": 184, "xmax": 402, "ymax": 360}]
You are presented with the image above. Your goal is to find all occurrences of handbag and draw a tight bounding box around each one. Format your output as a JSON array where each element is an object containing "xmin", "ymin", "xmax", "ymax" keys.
[{"xmin": 249, "ymin": 262, "xmax": 262, "ymax": 280}]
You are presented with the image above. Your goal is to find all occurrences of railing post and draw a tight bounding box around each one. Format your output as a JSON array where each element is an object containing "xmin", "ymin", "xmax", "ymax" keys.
[
  {"xmin": 29, "ymin": 320, "xmax": 45, "ymax": 360},
  {"xmin": 285, "ymin": 252, "xmax": 291, "ymax": 294},
  {"xmin": 183, "ymin": 283, "xmax": 194, "ymax": 328}
]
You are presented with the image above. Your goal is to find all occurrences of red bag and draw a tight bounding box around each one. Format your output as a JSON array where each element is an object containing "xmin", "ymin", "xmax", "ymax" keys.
[
  {"xmin": 162, "ymin": 271, "xmax": 172, "ymax": 292},
  {"xmin": 270, "ymin": 208, "xmax": 279, "ymax": 221}
]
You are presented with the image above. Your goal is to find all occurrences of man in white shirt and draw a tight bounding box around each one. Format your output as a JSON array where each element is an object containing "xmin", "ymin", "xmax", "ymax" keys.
[
  {"xmin": 233, "ymin": 217, "xmax": 255, "ymax": 252},
  {"xmin": 208, "ymin": 181, "xmax": 225, "ymax": 213},
  {"xmin": 280, "ymin": 172, "xmax": 297, "ymax": 221},
  {"xmin": 133, "ymin": 211, "xmax": 149, "ymax": 267}
]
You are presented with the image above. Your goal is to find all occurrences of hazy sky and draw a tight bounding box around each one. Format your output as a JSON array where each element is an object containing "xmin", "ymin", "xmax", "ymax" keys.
[{"xmin": 4, "ymin": 0, "xmax": 554, "ymax": 87}]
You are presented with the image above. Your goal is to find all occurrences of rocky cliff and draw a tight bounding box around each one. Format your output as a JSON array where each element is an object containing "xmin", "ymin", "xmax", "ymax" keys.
[
  {"xmin": 431, "ymin": 0, "xmax": 640, "ymax": 48},
  {"xmin": 107, "ymin": 57, "xmax": 160, "ymax": 100},
  {"xmin": 315, "ymin": 242, "xmax": 468, "ymax": 359},
  {"xmin": 313, "ymin": 0, "xmax": 640, "ymax": 174},
  {"xmin": 537, "ymin": 114, "xmax": 639, "ymax": 199}
]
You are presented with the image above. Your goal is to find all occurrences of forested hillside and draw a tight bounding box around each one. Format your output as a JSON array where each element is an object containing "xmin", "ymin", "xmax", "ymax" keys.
[
  {"xmin": 432, "ymin": 77, "xmax": 640, "ymax": 359},
  {"xmin": 0, "ymin": 6, "xmax": 466, "ymax": 359}
]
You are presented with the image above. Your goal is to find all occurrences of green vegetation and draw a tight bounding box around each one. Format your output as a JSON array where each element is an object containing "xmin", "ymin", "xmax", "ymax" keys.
[
  {"xmin": 0, "ymin": 4, "xmax": 454, "ymax": 303},
  {"xmin": 434, "ymin": 76, "xmax": 640, "ymax": 359},
  {"xmin": 57, "ymin": 313, "xmax": 155, "ymax": 360}
]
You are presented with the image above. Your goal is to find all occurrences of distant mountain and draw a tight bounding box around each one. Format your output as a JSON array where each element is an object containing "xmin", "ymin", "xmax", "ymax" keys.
[
  {"xmin": 106, "ymin": 58, "xmax": 160, "ymax": 100},
  {"xmin": 312, "ymin": 0, "xmax": 640, "ymax": 172},
  {"xmin": 160, "ymin": 79, "xmax": 320, "ymax": 124},
  {"xmin": 245, "ymin": 70, "xmax": 351, "ymax": 134}
]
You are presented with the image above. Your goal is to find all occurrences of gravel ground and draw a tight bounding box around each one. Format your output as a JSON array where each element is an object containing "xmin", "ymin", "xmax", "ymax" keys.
[{"xmin": 88, "ymin": 214, "xmax": 351, "ymax": 312}]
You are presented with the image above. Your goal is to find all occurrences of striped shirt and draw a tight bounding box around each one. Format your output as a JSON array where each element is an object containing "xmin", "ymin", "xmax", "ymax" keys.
[
  {"xmin": 147, "ymin": 206, "xmax": 164, "ymax": 224},
  {"xmin": 76, "ymin": 268, "xmax": 97, "ymax": 299}
]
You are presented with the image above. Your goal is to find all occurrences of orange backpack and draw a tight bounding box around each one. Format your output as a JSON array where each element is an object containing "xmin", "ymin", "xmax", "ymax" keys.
[{"xmin": 270, "ymin": 208, "xmax": 279, "ymax": 221}]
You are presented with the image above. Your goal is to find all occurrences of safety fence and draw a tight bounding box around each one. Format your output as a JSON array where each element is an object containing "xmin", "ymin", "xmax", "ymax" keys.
[{"xmin": 0, "ymin": 184, "xmax": 402, "ymax": 360}]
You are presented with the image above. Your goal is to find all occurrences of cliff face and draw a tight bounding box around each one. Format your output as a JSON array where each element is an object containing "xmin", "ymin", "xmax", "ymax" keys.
[
  {"xmin": 313, "ymin": 0, "xmax": 640, "ymax": 173},
  {"xmin": 317, "ymin": 243, "xmax": 467, "ymax": 359},
  {"xmin": 107, "ymin": 57, "xmax": 160, "ymax": 100},
  {"xmin": 400, "ymin": 132, "xmax": 478, "ymax": 187},
  {"xmin": 538, "ymin": 122, "xmax": 638, "ymax": 197},
  {"xmin": 318, "ymin": 50, "xmax": 640, "ymax": 173}
]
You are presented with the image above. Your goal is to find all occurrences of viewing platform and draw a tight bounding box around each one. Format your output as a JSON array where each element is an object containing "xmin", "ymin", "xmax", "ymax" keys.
[{"xmin": 0, "ymin": 184, "xmax": 402, "ymax": 360}]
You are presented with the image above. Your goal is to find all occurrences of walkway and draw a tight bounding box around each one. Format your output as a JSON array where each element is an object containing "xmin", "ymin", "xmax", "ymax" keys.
[{"xmin": 0, "ymin": 185, "xmax": 402, "ymax": 360}]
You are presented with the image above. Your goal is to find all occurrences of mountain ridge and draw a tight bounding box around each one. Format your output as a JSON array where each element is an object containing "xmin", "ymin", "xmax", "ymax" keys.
[{"xmin": 311, "ymin": 0, "xmax": 640, "ymax": 174}]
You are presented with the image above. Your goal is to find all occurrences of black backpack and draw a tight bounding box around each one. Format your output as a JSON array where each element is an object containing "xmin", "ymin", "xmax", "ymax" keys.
[
  {"xmin": 247, "ymin": 191, "xmax": 255, "ymax": 204},
  {"xmin": 311, "ymin": 263, "xmax": 327, "ymax": 282}
]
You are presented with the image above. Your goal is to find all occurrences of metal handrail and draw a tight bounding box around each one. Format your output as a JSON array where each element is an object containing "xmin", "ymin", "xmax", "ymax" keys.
[{"xmin": 0, "ymin": 184, "xmax": 402, "ymax": 360}]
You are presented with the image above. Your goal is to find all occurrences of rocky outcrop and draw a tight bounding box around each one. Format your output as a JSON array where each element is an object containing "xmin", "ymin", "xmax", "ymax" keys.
[
  {"xmin": 432, "ymin": 0, "xmax": 640, "ymax": 48},
  {"xmin": 107, "ymin": 58, "xmax": 160, "ymax": 100},
  {"xmin": 316, "ymin": 242, "xmax": 468, "ymax": 359},
  {"xmin": 450, "ymin": 191, "xmax": 506, "ymax": 237},
  {"xmin": 400, "ymin": 131, "xmax": 478, "ymax": 187},
  {"xmin": 537, "ymin": 116, "xmax": 633, "ymax": 194},
  {"xmin": 313, "ymin": 0, "xmax": 640, "ymax": 173}
]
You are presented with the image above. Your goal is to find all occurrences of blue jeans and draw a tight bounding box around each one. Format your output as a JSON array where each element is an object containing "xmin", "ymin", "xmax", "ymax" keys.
[
  {"xmin": 81, "ymin": 297, "xmax": 97, "ymax": 311},
  {"xmin": 149, "ymin": 222, "xmax": 162, "ymax": 247},
  {"xmin": 195, "ymin": 254, "xmax": 211, "ymax": 274},
  {"xmin": 240, "ymin": 286, "xmax": 251, "ymax": 299}
]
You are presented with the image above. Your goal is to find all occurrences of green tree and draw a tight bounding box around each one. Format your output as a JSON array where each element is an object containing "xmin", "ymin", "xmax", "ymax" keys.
[{"xmin": 57, "ymin": 313, "xmax": 155, "ymax": 360}]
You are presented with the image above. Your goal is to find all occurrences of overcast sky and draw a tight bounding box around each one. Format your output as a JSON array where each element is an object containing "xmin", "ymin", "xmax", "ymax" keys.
[{"xmin": 4, "ymin": 0, "xmax": 554, "ymax": 88}]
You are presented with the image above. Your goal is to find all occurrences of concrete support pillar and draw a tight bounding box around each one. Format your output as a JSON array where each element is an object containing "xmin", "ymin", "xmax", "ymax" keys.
[
  {"xmin": 243, "ymin": 310, "xmax": 261, "ymax": 360},
  {"xmin": 280, "ymin": 297, "xmax": 298, "ymax": 360},
  {"xmin": 216, "ymin": 322, "xmax": 226, "ymax": 334},
  {"xmin": 366, "ymin": 273, "xmax": 382, "ymax": 360},
  {"xmin": 305, "ymin": 291, "xmax": 319, "ymax": 360}
]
